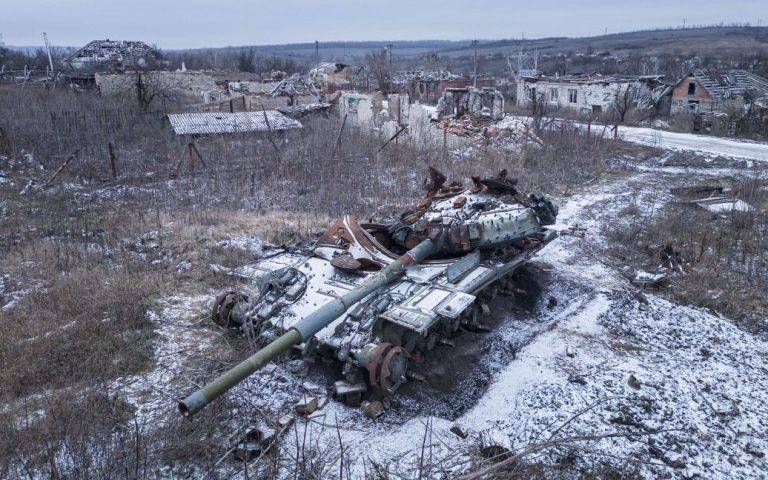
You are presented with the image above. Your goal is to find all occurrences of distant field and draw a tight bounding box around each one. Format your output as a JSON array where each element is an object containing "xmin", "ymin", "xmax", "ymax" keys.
[
  {"xmin": 212, "ymin": 26, "xmax": 768, "ymax": 60},
  {"xmin": 437, "ymin": 26, "xmax": 768, "ymax": 58}
]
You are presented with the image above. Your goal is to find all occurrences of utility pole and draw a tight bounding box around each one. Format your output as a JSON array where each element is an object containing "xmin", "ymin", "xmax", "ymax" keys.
[
  {"xmin": 315, "ymin": 40, "xmax": 319, "ymax": 65},
  {"xmin": 385, "ymin": 43, "xmax": 393, "ymax": 68},
  {"xmin": 471, "ymin": 39, "xmax": 478, "ymax": 87},
  {"xmin": 43, "ymin": 32, "xmax": 54, "ymax": 76}
]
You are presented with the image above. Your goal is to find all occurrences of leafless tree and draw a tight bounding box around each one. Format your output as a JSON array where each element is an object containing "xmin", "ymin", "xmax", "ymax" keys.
[
  {"xmin": 366, "ymin": 49, "xmax": 392, "ymax": 93},
  {"xmin": 237, "ymin": 48, "xmax": 256, "ymax": 73},
  {"xmin": 613, "ymin": 84, "xmax": 637, "ymax": 126}
]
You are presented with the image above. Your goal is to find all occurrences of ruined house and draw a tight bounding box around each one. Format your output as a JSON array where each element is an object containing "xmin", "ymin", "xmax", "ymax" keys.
[
  {"xmin": 670, "ymin": 69, "xmax": 768, "ymax": 114},
  {"xmin": 269, "ymin": 76, "xmax": 322, "ymax": 105},
  {"xmin": 515, "ymin": 74, "xmax": 671, "ymax": 116},
  {"xmin": 393, "ymin": 70, "xmax": 496, "ymax": 104},
  {"xmin": 62, "ymin": 40, "xmax": 167, "ymax": 73},
  {"xmin": 437, "ymin": 87, "xmax": 505, "ymax": 121},
  {"xmin": 309, "ymin": 62, "xmax": 368, "ymax": 93}
]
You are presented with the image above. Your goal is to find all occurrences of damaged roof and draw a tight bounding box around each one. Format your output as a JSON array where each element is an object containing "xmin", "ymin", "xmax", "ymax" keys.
[
  {"xmin": 392, "ymin": 70, "xmax": 462, "ymax": 84},
  {"xmin": 167, "ymin": 111, "xmax": 302, "ymax": 135},
  {"xmin": 62, "ymin": 39, "xmax": 164, "ymax": 71},
  {"xmin": 269, "ymin": 76, "xmax": 320, "ymax": 97},
  {"xmin": 690, "ymin": 69, "xmax": 768, "ymax": 99},
  {"xmin": 518, "ymin": 73, "xmax": 666, "ymax": 85}
]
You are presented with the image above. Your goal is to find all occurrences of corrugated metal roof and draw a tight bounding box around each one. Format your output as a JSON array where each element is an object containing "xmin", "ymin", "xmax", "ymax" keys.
[{"xmin": 167, "ymin": 111, "xmax": 302, "ymax": 135}]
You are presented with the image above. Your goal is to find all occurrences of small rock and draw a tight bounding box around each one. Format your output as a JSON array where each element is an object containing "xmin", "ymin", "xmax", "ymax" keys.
[
  {"xmin": 263, "ymin": 363, "xmax": 277, "ymax": 375},
  {"xmin": 450, "ymin": 425, "xmax": 468, "ymax": 439},
  {"xmin": 547, "ymin": 296, "xmax": 558, "ymax": 309},
  {"xmin": 479, "ymin": 445, "xmax": 511, "ymax": 460},
  {"xmin": 566, "ymin": 346, "xmax": 576, "ymax": 358},
  {"xmin": 294, "ymin": 396, "xmax": 318, "ymax": 415},
  {"xmin": 628, "ymin": 374, "xmax": 641, "ymax": 390},
  {"xmin": 361, "ymin": 400, "xmax": 384, "ymax": 419},
  {"xmin": 307, "ymin": 410, "xmax": 326, "ymax": 421},
  {"xmin": 286, "ymin": 359, "xmax": 309, "ymax": 377},
  {"xmin": 301, "ymin": 381, "xmax": 319, "ymax": 392},
  {"xmin": 744, "ymin": 443, "xmax": 764, "ymax": 458},
  {"xmin": 277, "ymin": 414, "xmax": 295, "ymax": 429}
]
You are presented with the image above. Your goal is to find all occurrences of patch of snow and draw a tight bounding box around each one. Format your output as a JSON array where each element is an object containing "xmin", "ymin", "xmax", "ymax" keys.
[{"xmin": 218, "ymin": 236, "xmax": 264, "ymax": 255}]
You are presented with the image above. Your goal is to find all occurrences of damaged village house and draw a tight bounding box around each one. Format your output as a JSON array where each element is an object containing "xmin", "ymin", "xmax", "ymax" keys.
[
  {"xmin": 337, "ymin": 69, "xmax": 520, "ymax": 154},
  {"xmin": 514, "ymin": 73, "xmax": 673, "ymax": 118},
  {"xmin": 669, "ymin": 69, "xmax": 768, "ymax": 134},
  {"xmin": 59, "ymin": 38, "xmax": 331, "ymax": 118}
]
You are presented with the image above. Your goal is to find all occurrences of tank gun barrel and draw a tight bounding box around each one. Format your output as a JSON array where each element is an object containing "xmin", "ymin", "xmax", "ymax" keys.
[{"xmin": 179, "ymin": 238, "xmax": 437, "ymax": 417}]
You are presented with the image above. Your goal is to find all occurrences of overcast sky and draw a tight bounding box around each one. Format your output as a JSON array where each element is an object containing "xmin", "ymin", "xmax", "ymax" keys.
[{"xmin": 1, "ymin": 0, "xmax": 765, "ymax": 49}]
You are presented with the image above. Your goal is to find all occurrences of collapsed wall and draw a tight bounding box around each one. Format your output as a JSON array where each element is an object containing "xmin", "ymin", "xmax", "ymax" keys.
[
  {"xmin": 437, "ymin": 88, "xmax": 505, "ymax": 121},
  {"xmin": 338, "ymin": 91, "xmax": 472, "ymax": 150}
]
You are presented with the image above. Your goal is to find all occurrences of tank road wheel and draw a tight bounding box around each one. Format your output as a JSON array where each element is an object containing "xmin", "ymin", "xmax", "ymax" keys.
[
  {"xmin": 440, "ymin": 314, "xmax": 461, "ymax": 337},
  {"xmin": 212, "ymin": 290, "xmax": 248, "ymax": 330},
  {"xmin": 507, "ymin": 264, "xmax": 543, "ymax": 311},
  {"xmin": 459, "ymin": 303, "xmax": 491, "ymax": 332},
  {"xmin": 365, "ymin": 343, "xmax": 410, "ymax": 394}
]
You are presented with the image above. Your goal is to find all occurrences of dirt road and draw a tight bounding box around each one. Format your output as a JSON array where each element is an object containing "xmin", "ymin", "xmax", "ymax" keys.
[{"xmin": 614, "ymin": 125, "xmax": 768, "ymax": 162}]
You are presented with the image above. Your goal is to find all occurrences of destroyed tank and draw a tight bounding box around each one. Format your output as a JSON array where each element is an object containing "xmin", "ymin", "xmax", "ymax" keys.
[{"xmin": 180, "ymin": 168, "xmax": 558, "ymax": 417}]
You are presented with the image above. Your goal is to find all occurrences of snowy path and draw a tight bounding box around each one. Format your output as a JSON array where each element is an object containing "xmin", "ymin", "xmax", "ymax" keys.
[
  {"xmin": 508, "ymin": 115, "xmax": 768, "ymax": 162},
  {"xmin": 614, "ymin": 125, "xmax": 768, "ymax": 162}
]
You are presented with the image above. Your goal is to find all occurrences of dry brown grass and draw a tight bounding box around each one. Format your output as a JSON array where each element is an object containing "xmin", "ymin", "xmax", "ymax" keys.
[
  {"xmin": 164, "ymin": 209, "xmax": 332, "ymax": 247},
  {"xmin": 604, "ymin": 183, "xmax": 768, "ymax": 333},
  {"xmin": 0, "ymin": 246, "xmax": 164, "ymax": 400}
]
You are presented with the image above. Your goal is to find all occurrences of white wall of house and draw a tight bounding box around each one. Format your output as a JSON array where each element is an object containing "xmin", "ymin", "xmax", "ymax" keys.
[{"xmin": 516, "ymin": 79, "xmax": 635, "ymax": 114}]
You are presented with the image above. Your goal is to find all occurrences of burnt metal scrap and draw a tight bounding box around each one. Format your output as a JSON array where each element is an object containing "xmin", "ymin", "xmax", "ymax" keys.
[{"xmin": 179, "ymin": 168, "xmax": 558, "ymax": 417}]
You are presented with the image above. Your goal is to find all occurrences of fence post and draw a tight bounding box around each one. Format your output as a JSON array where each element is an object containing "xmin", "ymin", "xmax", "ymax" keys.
[
  {"xmin": 108, "ymin": 142, "xmax": 118, "ymax": 179},
  {"xmin": 187, "ymin": 142, "xmax": 195, "ymax": 173}
]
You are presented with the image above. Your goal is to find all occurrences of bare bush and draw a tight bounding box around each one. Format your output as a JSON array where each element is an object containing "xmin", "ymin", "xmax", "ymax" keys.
[{"xmin": 603, "ymin": 180, "xmax": 768, "ymax": 332}]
